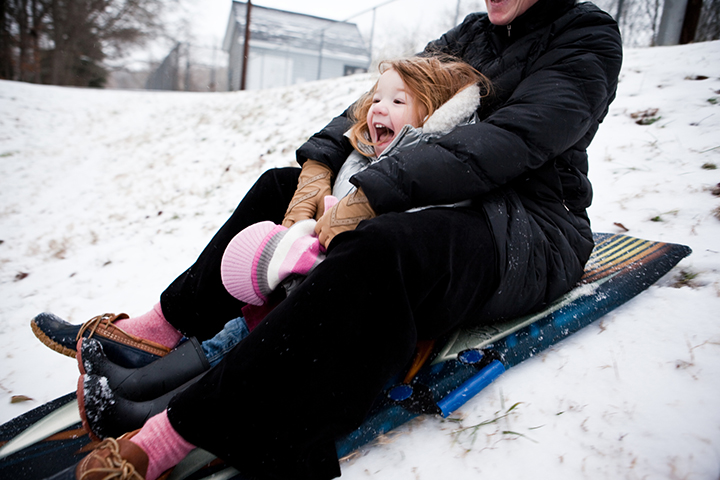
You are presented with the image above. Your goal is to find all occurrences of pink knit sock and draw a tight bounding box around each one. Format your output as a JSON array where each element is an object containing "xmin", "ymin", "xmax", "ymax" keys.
[
  {"xmin": 114, "ymin": 303, "xmax": 183, "ymax": 349},
  {"xmin": 130, "ymin": 410, "xmax": 195, "ymax": 480}
]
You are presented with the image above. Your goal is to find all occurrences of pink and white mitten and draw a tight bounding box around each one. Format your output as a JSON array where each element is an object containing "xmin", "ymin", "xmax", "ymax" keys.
[{"xmin": 221, "ymin": 217, "xmax": 331, "ymax": 306}]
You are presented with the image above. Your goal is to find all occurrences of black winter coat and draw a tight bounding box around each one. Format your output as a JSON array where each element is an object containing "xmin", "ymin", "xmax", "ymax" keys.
[{"xmin": 296, "ymin": 0, "xmax": 623, "ymax": 319}]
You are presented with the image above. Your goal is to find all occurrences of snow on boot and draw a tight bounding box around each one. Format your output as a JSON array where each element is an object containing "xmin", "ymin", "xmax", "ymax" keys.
[
  {"xmin": 78, "ymin": 337, "xmax": 210, "ymax": 402},
  {"xmin": 78, "ymin": 373, "xmax": 203, "ymax": 441}
]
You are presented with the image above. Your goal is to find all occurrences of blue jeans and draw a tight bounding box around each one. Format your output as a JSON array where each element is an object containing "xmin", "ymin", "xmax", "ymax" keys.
[{"xmin": 200, "ymin": 316, "xmax": 250, "ymax": 367}]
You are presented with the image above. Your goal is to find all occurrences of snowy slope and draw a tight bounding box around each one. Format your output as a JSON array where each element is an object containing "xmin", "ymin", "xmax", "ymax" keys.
[{"xmin": 1, "ymin": 41, "xmax": 719, "ymax": 479}]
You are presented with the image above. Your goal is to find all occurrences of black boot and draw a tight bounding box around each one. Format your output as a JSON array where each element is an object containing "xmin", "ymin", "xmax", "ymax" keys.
[
  {"xmin": 78, "ymin": 373, "xmax": 203, "ymax": 441},
  {"xmin": 78, "ymin": 337, "xmax": 210, "ymax": 402}
]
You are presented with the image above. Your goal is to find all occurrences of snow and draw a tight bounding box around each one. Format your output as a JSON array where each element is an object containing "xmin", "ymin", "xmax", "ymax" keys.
[{"xmin": 1, "ymin": 41, "xmax": 719, "ymax": 479}]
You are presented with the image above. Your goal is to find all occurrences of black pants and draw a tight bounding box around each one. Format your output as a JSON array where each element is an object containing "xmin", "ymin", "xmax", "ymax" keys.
[{"xmin": 164, "ymin": 168, "xmax": 499, "ymax": 480}]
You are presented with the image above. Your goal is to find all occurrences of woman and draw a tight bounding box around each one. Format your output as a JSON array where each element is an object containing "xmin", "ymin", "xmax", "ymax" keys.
[{"xmin": 44, "ymin": 0, "xmax": 622, "ymax": 478}]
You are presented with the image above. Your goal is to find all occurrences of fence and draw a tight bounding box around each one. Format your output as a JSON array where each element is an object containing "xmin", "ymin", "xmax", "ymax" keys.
[{"xmin": 145, "ymin": 42, "xmax": 227, "ymax": 92}]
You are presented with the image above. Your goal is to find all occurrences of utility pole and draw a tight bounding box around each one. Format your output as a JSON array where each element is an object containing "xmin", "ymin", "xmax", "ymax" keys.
[
  {"xmin": 210, "ymin": 41, "xmax": 217, "ymax": 92},
  {"xmin": 679, "ymin": 0, "xmax": 703, "ymax": 44},
  {"xmin": 185, "ymin": 43, "xmax": 191, "ymax": 91},
  {"xmin": 368, "ymin": 7, "xmax": 377, "ymax": 64},
  {"xmin": 240, "ymin": 0, "xmax": 252, "ymax": 90},
  {"xmin": 317, "ymin": 30, "xmax": 325, "ymax": 80},
  {"xmin": 616, "ymin": 0, "xmax": 625, "ymax": 27}
]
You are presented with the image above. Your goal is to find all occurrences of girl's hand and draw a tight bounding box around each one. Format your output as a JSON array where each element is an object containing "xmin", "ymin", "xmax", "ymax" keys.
[
  {"xmin": 282, "ymin": 160, "xmax": 333, "ymax": 227},
  {"xmin": 315, "ymin": 188, "xmax": 376, "ymax": 249}
]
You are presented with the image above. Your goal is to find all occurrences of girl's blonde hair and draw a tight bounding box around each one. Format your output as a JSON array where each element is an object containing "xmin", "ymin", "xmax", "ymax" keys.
[{"xmin": 348, "ymin": 56, "xmax": 490, "ymax": 156}]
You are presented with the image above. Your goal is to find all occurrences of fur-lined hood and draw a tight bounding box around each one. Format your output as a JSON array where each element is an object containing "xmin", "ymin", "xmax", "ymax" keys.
[{"xmin": 421, "ymin": 83, "xmax": 481, "ymax": 135}]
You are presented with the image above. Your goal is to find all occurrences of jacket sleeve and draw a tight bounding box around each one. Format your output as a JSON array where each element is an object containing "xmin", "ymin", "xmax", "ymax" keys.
[
  {"xmin": 351, "ymin": 12, "xmax": 622, "ymax": 214},
  {"xmin": 295, "ymin": 107, "xmax": 356, "ymax": 173}
]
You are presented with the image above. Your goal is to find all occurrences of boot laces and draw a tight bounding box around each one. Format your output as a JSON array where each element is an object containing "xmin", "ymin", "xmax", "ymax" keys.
[
  {"xmin": 79, "ymin": 438, "xmax": 144, "ymax": 480},
  {"xmin": 76, "ymin": 313, "xmax": 129, "ymax": 342}
]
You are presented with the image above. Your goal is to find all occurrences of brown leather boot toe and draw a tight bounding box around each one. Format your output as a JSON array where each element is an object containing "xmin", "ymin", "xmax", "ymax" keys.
[{"xmin": 75, "ymin": 431, "xmax": 148, "ymax": 480}]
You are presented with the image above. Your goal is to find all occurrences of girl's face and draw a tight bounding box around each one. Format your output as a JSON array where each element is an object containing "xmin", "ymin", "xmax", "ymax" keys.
[{"xmin": 366, "ymin": 68, "xmax": 420, "ymax": 157}]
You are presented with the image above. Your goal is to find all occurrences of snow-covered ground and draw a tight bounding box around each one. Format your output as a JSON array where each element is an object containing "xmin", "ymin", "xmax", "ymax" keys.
[{"xmin": 1, "ymin": 41, "xmax": 719, "ymax": 479}]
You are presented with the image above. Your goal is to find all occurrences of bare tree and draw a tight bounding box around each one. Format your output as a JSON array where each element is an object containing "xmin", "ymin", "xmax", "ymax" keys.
[
  {"xmin": 0, "ymin": 0, "xmax": 12, "ymax": 79},
  {"xmin": 595, "ymin": 0, "xmax": 662, "ymax": 45},
  {"xmin": 369, "ymin": 0, "xmax": 485, "ymax": 70},
  {"xmin": 1, "ymin": 0, "xmax": 169, "ymax": 87},
  {"xmin": 0, "ymin": 0, "xmax": 49, "ymax": 82},
  {"xmin": 696, "ymin": 0, "xmax": 720, "ymax": 40},
  {"xmin": 645, "ymin": 0, "xmax": 662, "ymax": 43},
  {"xmin": 596, "ymin": 0, "xmax": 718, "ymax": 45}
]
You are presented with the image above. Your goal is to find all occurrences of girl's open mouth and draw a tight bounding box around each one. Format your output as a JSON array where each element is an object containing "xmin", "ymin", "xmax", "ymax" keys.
[{"xmin": 373, "ymin": 123, "xmax": 395, "ymax": 144}]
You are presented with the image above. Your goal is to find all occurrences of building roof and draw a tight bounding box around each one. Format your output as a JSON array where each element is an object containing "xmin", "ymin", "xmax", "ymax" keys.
[{"xmin": 223, "ymin": 1, "xmax": 370, "ymax": 62}]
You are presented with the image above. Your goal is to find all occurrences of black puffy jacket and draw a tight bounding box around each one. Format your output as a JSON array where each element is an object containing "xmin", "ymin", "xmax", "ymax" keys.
[{"xmin": 296, "ymin": 0, "xmax": 622, "ymax": 319}]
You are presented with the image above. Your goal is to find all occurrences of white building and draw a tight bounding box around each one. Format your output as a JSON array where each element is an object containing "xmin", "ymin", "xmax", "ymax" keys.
[{"xmin": 223, "ymin": 1, "xmax": 371, "ymax": 91}]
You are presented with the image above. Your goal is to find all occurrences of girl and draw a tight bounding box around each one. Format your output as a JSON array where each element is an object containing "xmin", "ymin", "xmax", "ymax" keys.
[
  {"xmin": 45, "ymin": 56, "xmax": 491, "ymax": 480},
  {"xmin": 220, "ymin": 57, "xmax": 488, "ymax": 308}
]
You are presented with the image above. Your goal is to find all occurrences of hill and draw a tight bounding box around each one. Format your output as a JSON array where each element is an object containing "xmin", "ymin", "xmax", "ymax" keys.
[{"xmin": 1, "ymin": 40, "xmax": 719, "ymax": 479}]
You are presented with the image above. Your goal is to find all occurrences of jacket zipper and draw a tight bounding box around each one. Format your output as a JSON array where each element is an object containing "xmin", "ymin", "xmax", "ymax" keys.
[{"xmin": 507, "ymin": 24, "xmax": 512, "ymax": 37}]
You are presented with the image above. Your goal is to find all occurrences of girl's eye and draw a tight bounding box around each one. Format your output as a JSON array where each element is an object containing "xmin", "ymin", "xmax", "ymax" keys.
[{"xmin": 394, "ymin": 99, "xmax": 405, "ymax": 105}]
